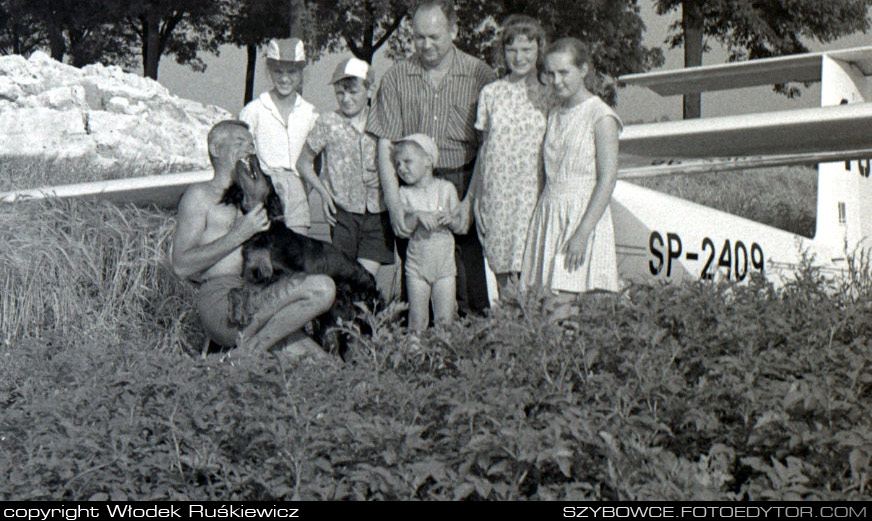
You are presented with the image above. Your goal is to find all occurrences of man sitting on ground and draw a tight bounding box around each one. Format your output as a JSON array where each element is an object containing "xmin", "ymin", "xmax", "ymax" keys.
[{"xmin": 171, "ymin": 119, "xmax": 335, "ymax": 356}]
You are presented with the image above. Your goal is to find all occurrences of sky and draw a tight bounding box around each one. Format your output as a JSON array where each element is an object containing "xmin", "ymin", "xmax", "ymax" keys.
[{"xmin": 156, "ymin": 0, "xmax": 872, "ymax": 122}]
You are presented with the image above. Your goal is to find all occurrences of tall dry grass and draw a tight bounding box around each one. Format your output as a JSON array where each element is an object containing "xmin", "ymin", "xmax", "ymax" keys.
[
  {"xmin": 0, "ymin": 198, "xmax": 201, "ymax": 353},
  {"xmin": 0, "ymin": 156, "xmax": 181, "ymax": 192}
]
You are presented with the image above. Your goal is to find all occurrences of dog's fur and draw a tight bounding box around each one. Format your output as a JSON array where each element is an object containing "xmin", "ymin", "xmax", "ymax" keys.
[{"xmin": 222, "ymin": 154, "xmax": 380, "ymax": 356}]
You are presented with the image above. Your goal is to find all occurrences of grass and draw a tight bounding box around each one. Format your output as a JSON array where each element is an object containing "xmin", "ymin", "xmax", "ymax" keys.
[
  {"xmin": 4, "ymin": 161, "xmax": 872, "ymax": 500},
  {"xmin": 626, "ymin": 165, "xmax": 818, "ymax": 238},
  {"xmin": 0, "ymin": 156, "xmax": 185, "ymax": 193}
]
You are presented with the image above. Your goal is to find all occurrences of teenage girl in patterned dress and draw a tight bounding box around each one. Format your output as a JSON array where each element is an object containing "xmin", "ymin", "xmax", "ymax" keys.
[
  {"xmin": 520, "ymin": 38, "xmax": 622, "ymax": 307},
  {"xmin": 470, "ymin": 15, "xmax": 550, "ymax": 296}
]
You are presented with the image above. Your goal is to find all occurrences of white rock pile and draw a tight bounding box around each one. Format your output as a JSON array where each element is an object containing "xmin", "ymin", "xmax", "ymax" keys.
[{"xmin": 0, "ymin": 51, "xmax": 232, "ymax": 169}]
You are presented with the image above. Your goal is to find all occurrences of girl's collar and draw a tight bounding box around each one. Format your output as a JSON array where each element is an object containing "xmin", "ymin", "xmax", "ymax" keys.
[{"xmin": 560, "ymin": 92, "xmax": 595, "ymax": 110}]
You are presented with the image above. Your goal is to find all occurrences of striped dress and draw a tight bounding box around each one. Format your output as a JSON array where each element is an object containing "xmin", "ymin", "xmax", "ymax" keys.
[{"xmin": 521, "ymin": 96, "xmax": 623, "ymax": 294}]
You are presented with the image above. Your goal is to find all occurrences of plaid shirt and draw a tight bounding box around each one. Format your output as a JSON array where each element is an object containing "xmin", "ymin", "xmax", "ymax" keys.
[
  {"xmin": 366, "ymin": 47, "xmax": 496, "ymax": 169},
  {"xmin": 307, "ymin": 108, "xmax": 384, "ymax": 214}
]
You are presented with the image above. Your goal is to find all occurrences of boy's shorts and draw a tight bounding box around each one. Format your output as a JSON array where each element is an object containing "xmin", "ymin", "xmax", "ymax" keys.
[{"xmin": 331, "ymin": 207, "xmax": 396, "ymax": 265}]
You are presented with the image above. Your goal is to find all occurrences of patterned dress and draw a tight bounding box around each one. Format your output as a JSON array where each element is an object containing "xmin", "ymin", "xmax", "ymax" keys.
[
  {"xmin": 520, "ymin": 96, "xmax": 623, "ymax": 293},
  {"xmin": 475, "ymin": 78, "xmax": 550, "ymax": 274}
]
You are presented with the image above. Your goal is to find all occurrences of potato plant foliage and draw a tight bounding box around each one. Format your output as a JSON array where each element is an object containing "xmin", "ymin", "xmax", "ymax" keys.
[{"xmin": 2, "ymin": 190, "xmax": 871, "ymax": 500}]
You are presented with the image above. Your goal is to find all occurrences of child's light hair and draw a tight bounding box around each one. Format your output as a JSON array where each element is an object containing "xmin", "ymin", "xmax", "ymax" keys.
[
  {"xmin": 495, "ymin": 14, "xmax": 547, "ymax": 82},
  {"xmin": 391, "ymin": 140, "xmax": 433, "ymax": 168}
]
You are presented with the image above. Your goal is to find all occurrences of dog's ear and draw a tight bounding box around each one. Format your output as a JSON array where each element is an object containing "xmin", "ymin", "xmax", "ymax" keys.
[
  {"xmin": 220, "ymin": 184, "xmax": 244, "ymax": 209},
  {"xmin": 250, "ymin": 159, "xmax": 285, "ymax": 221},
  {"xmin": 266, "ymin": 191, "xmax": 284, "ymax": 221}
]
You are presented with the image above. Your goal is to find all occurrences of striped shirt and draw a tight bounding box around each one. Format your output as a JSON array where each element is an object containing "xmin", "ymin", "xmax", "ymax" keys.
[{"xmin": 366, "ymin": 47, "xmax": 496, "ymax": 169}]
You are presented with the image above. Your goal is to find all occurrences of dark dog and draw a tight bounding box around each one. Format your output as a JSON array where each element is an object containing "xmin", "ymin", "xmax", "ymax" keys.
[{"xmin": 222, "ymin": 154, "xmax": 380, "ymax": 356}]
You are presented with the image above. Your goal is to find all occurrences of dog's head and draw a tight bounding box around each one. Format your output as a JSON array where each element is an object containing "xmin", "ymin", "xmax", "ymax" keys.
[
  {"xmin": 242, "ymin": 242, "xmax": 276, "ymax": 285},
  {"xmin": 220, "ymin": 154, "xmax": 284, "ymax": 221}
]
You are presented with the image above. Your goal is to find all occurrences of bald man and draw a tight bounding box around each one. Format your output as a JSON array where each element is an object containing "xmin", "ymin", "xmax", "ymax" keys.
[{"xmin": 172, "ymin": 120, "xmax": 334, "ymax": 356}]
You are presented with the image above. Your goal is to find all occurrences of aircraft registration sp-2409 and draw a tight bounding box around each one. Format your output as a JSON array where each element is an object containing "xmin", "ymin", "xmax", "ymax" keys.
[{"xmin": 5, "ymin": 46, "xmax": 872, "ymax": 301}]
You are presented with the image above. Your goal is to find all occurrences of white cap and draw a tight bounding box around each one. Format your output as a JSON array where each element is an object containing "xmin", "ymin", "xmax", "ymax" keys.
[
  {"xmin": 330, "ymin": 56, "xmax": 375, "ymax": 84},
  {"xmin": 265, "ymin": 38, "xmax": 305, "ymax": 63},
  {"xmin": 396, "ymin": 134, "xmax": 439, "ymax": 166}
]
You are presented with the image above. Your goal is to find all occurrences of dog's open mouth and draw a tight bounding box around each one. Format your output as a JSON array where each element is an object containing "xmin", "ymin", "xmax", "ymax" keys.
[{"xmin": 236, "ymin": 154, "xmax": 260, "ymax": 181}]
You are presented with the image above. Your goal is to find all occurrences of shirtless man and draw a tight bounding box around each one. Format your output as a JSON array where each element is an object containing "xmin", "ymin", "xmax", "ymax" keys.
[{"xmin": 172, "ymin": 119, "xmax": 335, "ymax": 355}]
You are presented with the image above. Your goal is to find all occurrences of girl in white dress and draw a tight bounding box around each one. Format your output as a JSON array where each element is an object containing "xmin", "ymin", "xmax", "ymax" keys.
[{"xmin": 520, "ymin": 38, "xmax": 622, "ymax": 306}]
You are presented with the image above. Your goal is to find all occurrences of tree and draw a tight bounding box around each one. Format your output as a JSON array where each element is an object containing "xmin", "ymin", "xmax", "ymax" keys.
[
  {"xmin": 0, "ymin": 0, "xmax": 44, "ymax": 56},
  {"xmin": 218, "ymin": 0, "xmax": 290, "ymax": 104},
  {"xmin": 0, "ymin": 0, "xmax": 124, "ymax": 66},
  {"xmin": 290, "ymin": 0, "xmax": 307, "ymax": 40},
  {"xmin": 304, "ymin": 0, "xmax": 662, "ymax": 106},
  {"xmin": 306, "ymin": 0, "xmax": 410, "ymax": 64},
  {"xmin": 456, "ymin": 0, "xmax": 665, "ymax": 105},
  {"xmin": 655, "ymin": 0, "xmax": 872, "ymax": 119},
  {"xmin": 115, "ymin": 0, "xmax": 231, "ymax": 80}
]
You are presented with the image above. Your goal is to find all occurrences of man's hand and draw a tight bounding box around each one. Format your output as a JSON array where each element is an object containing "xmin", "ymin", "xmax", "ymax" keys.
[
  {"xmin": 472, "ymin": 198, "xmax": 486, "ymax": 240},
  {"xmin": 231, "ymin": 203, "xmax": 270, "ymax": 241},
  {"xmin": 388, "ymin": 204, "xmax": 412, "ymax": 237},
  {"xmin": 457, "ymin": 197, "xmax": 474, "ymax": 235}
]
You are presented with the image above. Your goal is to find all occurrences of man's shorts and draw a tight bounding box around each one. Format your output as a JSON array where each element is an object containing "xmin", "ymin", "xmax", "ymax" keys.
[
  {"xmin": 197, "ymin": 275, "xmax": 245, "ymax": 347},
  {"xmin": 331, "ymin": 207, "xmax": 396, "ymax": 265}
]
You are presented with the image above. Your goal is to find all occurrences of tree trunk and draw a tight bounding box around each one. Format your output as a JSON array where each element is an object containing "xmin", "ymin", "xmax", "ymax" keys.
[
  {"xmin": 289, "ymin": 0, "xmax": 305, "ymax": 94},
  {"xmin": 682, "ymin": 0, "xmax": 704, "ymax": 119},
  {"xmin": 244, "ymin": 44, "xmax": 257, "ymax": 105},
  {"xmin": 289, "ymin": 0, "xmax": 305, "ymax": 38},
  {"xmin": 143, "ymin": 10, "xmax": 161, "ymax": 80},
  {"xmin": 47, "ymin": 23, "xmax": 65, "ymax": 62}
]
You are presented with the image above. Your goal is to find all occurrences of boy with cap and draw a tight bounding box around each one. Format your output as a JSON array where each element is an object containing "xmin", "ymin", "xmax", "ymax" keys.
[
  {"xmin": 240, "ymin": 38, "xmax": 318, "ymax": 234},
  {"xmin": 392, "ymin": 133, "xmax": 463, "ymax": 331},
  {"xmin": 297, "ymin": 57, "xmax": 395, "ymax": 291}
]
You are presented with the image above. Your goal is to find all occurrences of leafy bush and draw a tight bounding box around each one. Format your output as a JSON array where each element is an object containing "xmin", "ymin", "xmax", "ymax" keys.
[{"xmin": 2, "ymin": 195, "xmax": 871, "ymax": 500}]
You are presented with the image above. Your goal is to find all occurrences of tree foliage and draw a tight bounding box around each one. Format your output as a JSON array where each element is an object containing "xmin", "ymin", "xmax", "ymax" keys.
[
  {"xmin": 655, "ymin": 0, "xmax": 872, "ymax": 117},
  {"xmin": 306, "ymin": 0, "xmax": 411, "ymax": 64},
  {"xmin": 0, "ymin": 0, "xmax": 127, "ymax": 67},
  {"xmin": 217, "ymin": 0, "xmax": 291, "ymax": 104},
  {"xmin": 115, "ymin": 0, "xmax": 231, "ymax": 80},
  {"xmin": 305, "ymin": 0, "xmax": 662, "ymax": 105},
  {"xmin": 0, "ymin": 0, "xmax": 43, "ymax": 57},
  {"xmin": 456, "ymin": 0, "xmax": 665, "ymax": 104},
  {"xmin": 0, "ymin": 0, "xmax": 232, "ymax": 78}
]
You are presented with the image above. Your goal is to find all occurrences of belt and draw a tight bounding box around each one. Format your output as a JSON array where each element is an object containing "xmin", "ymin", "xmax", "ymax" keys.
[{"xmin": 434, "ymin": 160, "xmax": 476, "ymax": 177}]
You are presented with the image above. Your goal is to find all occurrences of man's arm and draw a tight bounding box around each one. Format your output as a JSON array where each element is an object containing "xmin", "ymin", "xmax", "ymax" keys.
[
  {"xmin": 378, "ymin": 137, "xmax": 411, "ymax": 237},
  {"xmin": 367, "ymin": 68, "xmax": 411, "ymax": 237},
  {"xmin": 171, "ymin": 186, "xmax": 269, "ymax": 281}
]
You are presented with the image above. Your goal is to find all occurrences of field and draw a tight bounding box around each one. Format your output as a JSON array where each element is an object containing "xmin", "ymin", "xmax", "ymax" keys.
[{"xmin": 2, "ymin": 161, "xmax": 872, "ymax": 500}]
